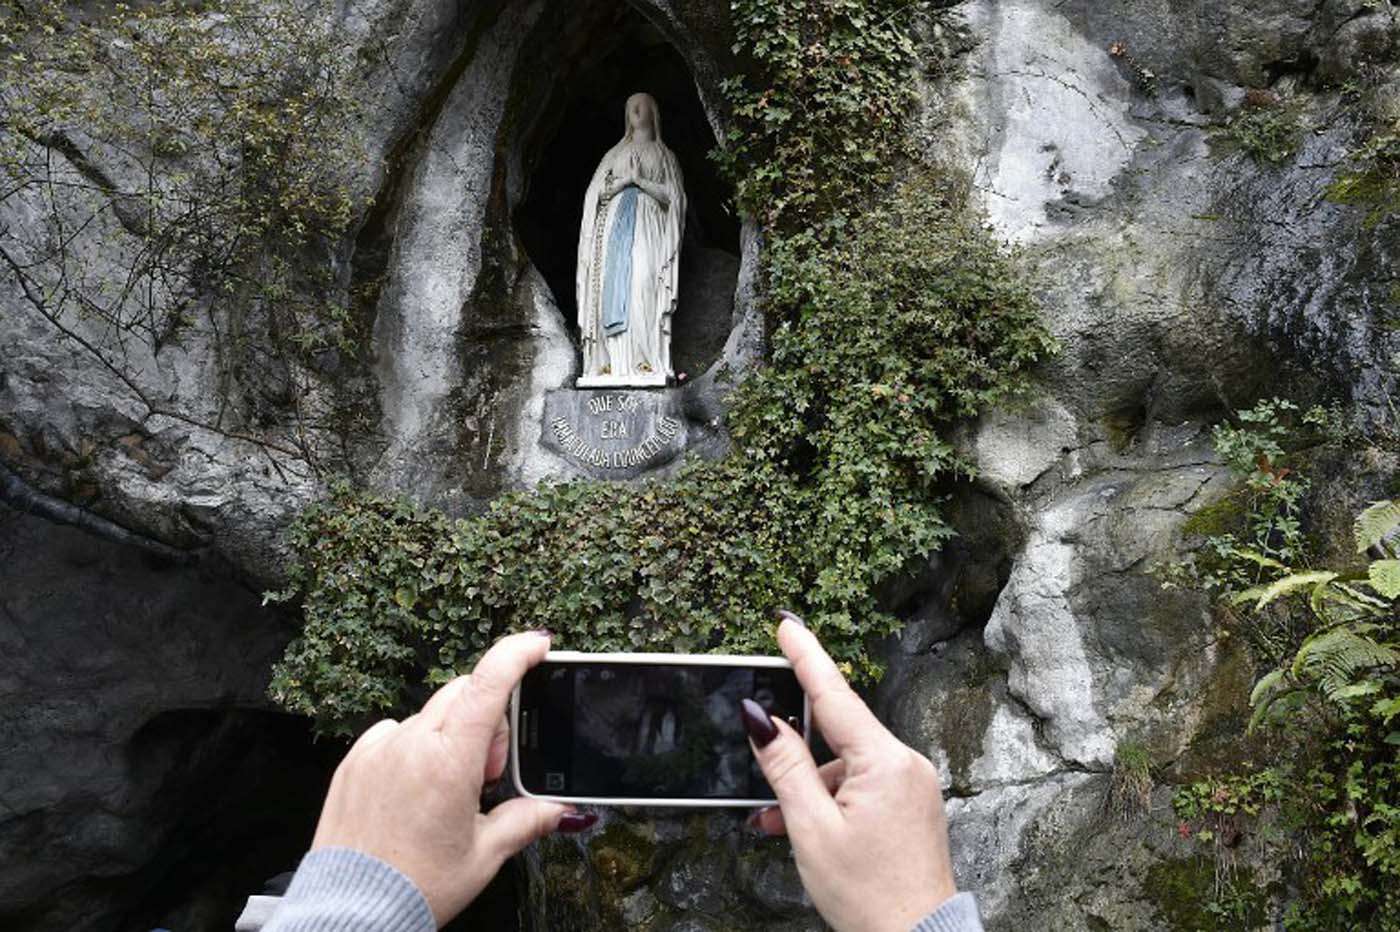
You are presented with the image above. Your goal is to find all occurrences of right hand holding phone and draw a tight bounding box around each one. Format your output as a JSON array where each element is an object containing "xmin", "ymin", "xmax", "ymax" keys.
[{"xmin": 743, "ymin": 613, "xmax": 958, "ymax": 932}]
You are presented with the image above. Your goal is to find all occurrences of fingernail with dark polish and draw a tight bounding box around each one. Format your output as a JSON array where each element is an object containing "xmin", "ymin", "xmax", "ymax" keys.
[
  {"xmin": 786, "ymin": 715, "xmax": 803, "ymax": 735},
  {"xmin": 556, "ymin": 811, "xmax": 597, "ymax": 834},
  {"xmin": 740, "ymin": 698, "xmax": 779, "ymax": 748},
  {"xmin": 774, "ymin": 609, "xmax": 807, "ymax": 628},
  {"xmin": 745, "ymin": 807, "xmax": 773, "ymax": 833}
]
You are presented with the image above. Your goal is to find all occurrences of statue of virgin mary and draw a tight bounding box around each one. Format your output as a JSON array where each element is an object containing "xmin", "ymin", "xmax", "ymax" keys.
[{"xmin": 576, "ymin": 93, "xmax": 685, "ymax": 387}]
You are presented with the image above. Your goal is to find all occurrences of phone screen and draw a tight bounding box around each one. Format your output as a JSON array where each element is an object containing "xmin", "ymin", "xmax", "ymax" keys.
[{"xmin": 515, "ymin": 659, "xmax": 805, "ymax": 802}]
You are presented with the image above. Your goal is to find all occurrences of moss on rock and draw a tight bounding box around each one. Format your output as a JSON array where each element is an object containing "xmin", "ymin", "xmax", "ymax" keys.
[
  {"xmin": 1143, "ymin": 856, "xmax": 1269, "ymax": 931},
  {"xmin": 1162, "ymin": 639, "xmax": 1267, "ymax": 784},
  {"xmin": 589, "ymin": 819, "xmax": 661, "ymax": 896},
  {"xmin": 1181, "ymin": 489, "xmax": 1250, "ymax": 540}
]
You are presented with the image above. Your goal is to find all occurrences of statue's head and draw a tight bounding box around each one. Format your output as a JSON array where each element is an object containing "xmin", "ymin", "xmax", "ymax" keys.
[{"xmin": 624, "ymin": 92, "xmax": 661, "ymax": 141}]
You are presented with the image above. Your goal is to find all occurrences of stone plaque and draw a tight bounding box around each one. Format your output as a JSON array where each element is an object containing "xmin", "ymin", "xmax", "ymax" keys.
[{"xmin": 541, "ymin": 388, "xmax": 688, "ymax": 478}]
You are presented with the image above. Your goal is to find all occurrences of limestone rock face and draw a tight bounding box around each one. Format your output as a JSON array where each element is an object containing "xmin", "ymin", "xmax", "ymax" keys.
[
  {"xmin": 946, "ymin": 0, "xmax": 1399, "ymax": 426},
  {"xmin": 883, "ymin": 0, "xmax": 1399, "ymax": 926},
  {"xmin": 875, "ymin": 425, "xmax": 1234, "ymax": 927}
]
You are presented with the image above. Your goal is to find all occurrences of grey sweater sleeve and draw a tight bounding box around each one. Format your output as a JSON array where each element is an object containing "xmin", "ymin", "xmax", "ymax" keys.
[
  {"xmin": 260, "ymin": 848, "xmax": 435, "ymax": 932},
  {"xmin": 251, "ymin": 847, "xmax": 981, "ymax": 932},
  {"xmin": 911, "ymin": 892, "xmax": 984, "ymax": 932}
]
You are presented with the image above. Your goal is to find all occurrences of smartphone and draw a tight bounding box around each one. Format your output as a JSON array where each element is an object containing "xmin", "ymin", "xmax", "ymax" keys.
[{"xmin": 510, "ymin": 651, "xmax": 809, "ymax": 807}]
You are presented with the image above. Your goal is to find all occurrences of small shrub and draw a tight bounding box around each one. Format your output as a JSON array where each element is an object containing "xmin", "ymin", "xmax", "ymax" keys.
[
  {"xmin": 1108, "ymin": 739, "xmax": 1154, "ymax": 820},
  {"xmin": 1177, "ymin": 399, "xmax": 1329, "ymax": 613},
  {"xmin": 1229, "ymin": 102, "xmax": 1304, "ymax": 166}
]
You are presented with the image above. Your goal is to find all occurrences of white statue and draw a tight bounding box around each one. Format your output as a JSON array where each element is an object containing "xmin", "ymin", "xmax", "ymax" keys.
[{"xmin": 576, "ymin": 92, "xmax": 686, "ymax": 387}]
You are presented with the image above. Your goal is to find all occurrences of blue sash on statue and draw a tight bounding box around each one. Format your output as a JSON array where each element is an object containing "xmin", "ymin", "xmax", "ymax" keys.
[{"xmin": 602, "ymin": 186, "xmax": 639, "ymax": 336}]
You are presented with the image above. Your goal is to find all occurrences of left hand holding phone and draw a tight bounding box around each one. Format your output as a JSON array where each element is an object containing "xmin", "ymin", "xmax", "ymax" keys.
[
  {"xmin": 742, "ymin": 615, "xmax": 959, "ymax": 932},
  {"xmin": 307, "ymin": 630, "xmax": 597, "ymax": 927}
]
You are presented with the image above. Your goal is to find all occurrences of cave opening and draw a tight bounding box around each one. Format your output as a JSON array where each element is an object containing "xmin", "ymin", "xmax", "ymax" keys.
[
  {"xmin": 109, "ymin": 707, "xmax": 521, "ymax": 932},
  {"xmin": 513, "ymin": 4, "xmax": 741, "ymax": 381}
]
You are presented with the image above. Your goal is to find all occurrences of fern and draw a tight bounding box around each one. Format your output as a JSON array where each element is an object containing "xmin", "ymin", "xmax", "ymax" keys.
[
  {"xmin": 1369, "ymin": 560, "xmax": 1400, "ymax": 600},
  {"xmin": 1242, "ymin": 569, "xmax": 1339, "ymax": 612},
  {"xmin": 1354, "ymin": 499, "xmax": 1400, "ymax": 555},
  {"xmin": 1194, "ymin": 436, "xmax": 1400, "ymax": 921},
  {"xmin": 1246, "ymin": 504, "xmax": 1400, "ymax": 729},
  {"xmin": 1248, "ymin": 667, "xmax": 1299, "ymax": 728},
  {"xmin": 1227, "ymin": 545, "xmax": 1290, "ymax": 573},
  {"xmin": 1291, "ymin": 625, "xmax": 1399, "ymax": 704}
]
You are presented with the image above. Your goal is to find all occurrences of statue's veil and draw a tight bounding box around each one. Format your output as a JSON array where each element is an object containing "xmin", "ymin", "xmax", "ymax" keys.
[{"xmin": 621, "ymin": 92, "xmax": 662, "ymax": 143}]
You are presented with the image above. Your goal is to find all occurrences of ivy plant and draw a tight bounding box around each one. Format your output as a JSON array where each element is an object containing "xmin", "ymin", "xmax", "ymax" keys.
[{"xmin": 267, "ymin": 0, "xmax": 1056, "ymax": 735}]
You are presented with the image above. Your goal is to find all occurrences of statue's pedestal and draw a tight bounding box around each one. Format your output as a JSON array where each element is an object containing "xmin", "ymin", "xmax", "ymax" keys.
[
  {"xmin": 575, "ymin": 372, "xmax": 669, "ymax": 388},
  {"xmin": 541, "ymin": 387, "xmax": 687, "ymax": 479}
]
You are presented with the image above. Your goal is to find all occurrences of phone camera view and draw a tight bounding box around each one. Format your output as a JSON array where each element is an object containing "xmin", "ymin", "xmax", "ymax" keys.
[{"xmin": 520, "ymin": 662, "xmax": 803, "ymax": 801}]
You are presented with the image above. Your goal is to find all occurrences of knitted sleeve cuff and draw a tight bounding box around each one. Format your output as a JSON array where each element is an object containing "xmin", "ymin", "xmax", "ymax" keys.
[
  {"xmin": 262, "ymin": 847, "xmax": 436, "ymax": 932},
  {"xmin": 910, "ymin": 892, "xmax": 984, "ymax": 932}
]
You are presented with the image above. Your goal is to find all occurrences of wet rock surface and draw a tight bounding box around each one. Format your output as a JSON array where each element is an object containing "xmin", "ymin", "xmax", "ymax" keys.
[
  {"xmin": 888, "ymin": 0, "xmax": 1398, "ymax": 925},
  {"xmin": 0, "ymin": 506, "xmax": 339, "ymax": 932}
]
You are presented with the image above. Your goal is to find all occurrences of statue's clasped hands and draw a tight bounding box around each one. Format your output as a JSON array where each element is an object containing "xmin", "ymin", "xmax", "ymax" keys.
[
  {"xmin": 607, "ymin": 171, "xmax": 671, "ymax": 209},
  {"xmin": 605, "ymin": 171, "xmax": 636, "ymax": 196}
]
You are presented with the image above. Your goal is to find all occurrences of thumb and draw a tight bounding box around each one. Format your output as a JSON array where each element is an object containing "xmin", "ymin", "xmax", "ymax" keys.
[
  {"xmin": 478, "ymin": 797, "xmax": 572, "ymax": 862},
  {"xmin": 741, "ymin": 699, "xmax": 839, "ymax": 837}
]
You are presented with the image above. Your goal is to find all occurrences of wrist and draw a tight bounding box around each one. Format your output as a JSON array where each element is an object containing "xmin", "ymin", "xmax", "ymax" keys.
[
  {"xmin": 907, "ymin": 891, "xmax": 980, "ymax": 932},
  {"xmin": 867, "ymin": 882, "xmax": 959, "ymax": 932},
  {"xmin": 279, "ymin": 847, "xmax": 436, "ymax": 932}
]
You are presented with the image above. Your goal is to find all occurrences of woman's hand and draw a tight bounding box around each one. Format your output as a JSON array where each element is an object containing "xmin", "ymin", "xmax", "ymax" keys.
[
  {"xmin": 307, "ymin": 631, "xmax": 594, "ymax": 927},
  {"xmin": 743, "ymin": 614, "xmax": 958, "ymax": 932}
]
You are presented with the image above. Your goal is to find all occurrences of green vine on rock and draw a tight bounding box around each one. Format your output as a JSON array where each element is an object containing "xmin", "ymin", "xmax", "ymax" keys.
[
  {"xmin": 268, "ymin": 0, "xmax": 1056, "ymax": 735},
  {"xmin": 715, "ymin": 0, "xmax": 917, "ymax": 236}
]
